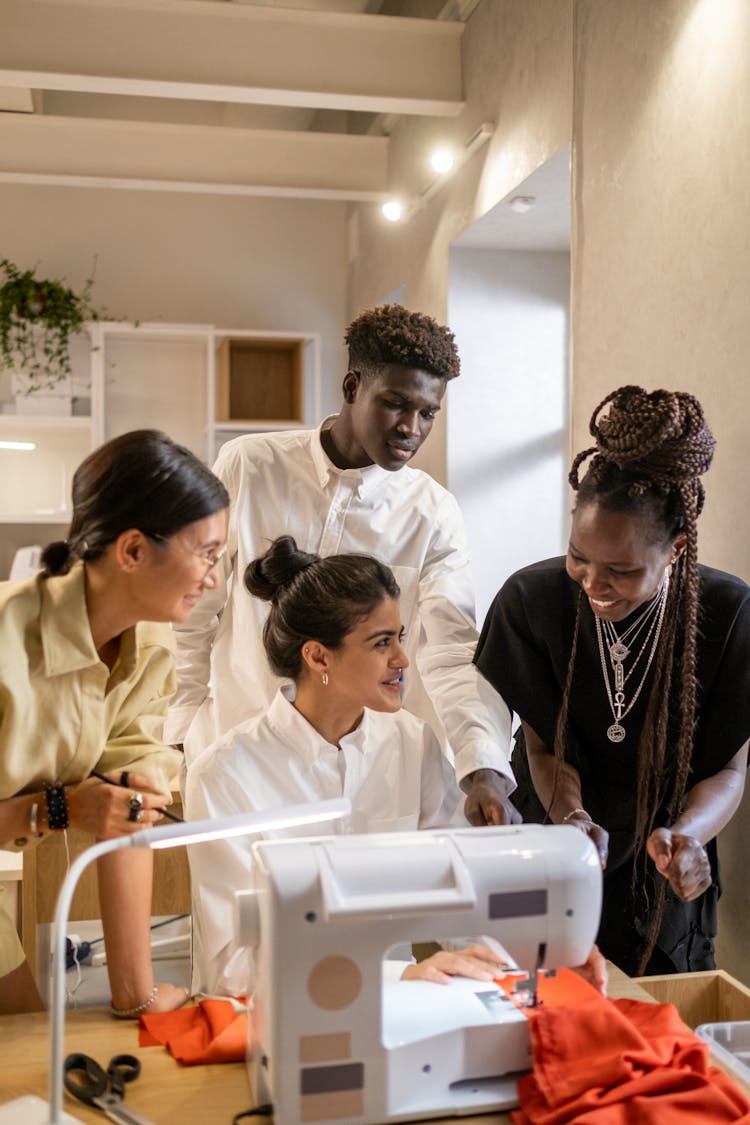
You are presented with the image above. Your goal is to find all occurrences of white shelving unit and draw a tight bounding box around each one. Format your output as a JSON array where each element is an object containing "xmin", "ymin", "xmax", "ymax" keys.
[{"xmin": 0, "ymin": 321, "xmax": 322, "ymax": 575}]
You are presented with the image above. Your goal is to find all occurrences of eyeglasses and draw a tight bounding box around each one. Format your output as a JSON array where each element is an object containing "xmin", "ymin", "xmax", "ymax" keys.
[{"xmin": 148, "ymin": 533, "xmax": 227, "ymax": 575}]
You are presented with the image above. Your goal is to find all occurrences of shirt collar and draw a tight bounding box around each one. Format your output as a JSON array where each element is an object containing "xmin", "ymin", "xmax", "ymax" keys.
[
  {"xmin": 40, "ymin": 561, "xmax": 138, "ymax": 680},
  {"xmin": 312, "ymin": 416, "xmax": 392, "ymax": 500},
  {"xmin": 267, "ymin": 685, "xmax": 369, "ymax": 761}
]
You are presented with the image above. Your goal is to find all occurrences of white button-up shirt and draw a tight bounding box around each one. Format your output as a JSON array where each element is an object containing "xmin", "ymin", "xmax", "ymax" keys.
[
  {"xmin": 165, "ymin": 420, "xmax": 512, "ymax": 785},
  {"xmin": 185, "ymin": 686, "xmax": 467, "ymax": 996}
]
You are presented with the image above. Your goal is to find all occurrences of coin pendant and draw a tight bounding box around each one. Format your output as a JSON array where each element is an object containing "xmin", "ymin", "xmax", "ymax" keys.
[
  {"xmin": 609, "ymin": 642, "xmax": 629, "ymax": 661},
  {"xmin": 607, "ymin": 723, "xmax": 626, "ymax": 743}
]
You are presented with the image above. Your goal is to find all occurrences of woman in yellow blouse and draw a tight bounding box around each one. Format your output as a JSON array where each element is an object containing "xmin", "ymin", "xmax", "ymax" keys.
[{"xmin": 0, "ymin": 429, "xmax": 228, "ymax": 1016}]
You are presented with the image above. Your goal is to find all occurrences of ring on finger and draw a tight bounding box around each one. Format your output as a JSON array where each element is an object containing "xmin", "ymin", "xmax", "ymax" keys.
[{"xmin": 128, "ymin": 793, "xmax": 144, "ymax": 823}]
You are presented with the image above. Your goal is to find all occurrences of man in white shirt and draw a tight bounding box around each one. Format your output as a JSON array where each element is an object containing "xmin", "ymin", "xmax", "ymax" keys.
[{"xmin": 166, "ymin": 304, "xmax": 517, "ymax": 823}]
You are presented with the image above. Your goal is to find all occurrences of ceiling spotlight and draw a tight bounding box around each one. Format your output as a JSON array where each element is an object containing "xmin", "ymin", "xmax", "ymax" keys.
[
  {"xmin": 430, "ymin": 148, "xmax": 455, "ymax": 175},
  {"xmin": 508, "ymin": 195, "xmax": 536, "ymax": 213},
  {"xmin": 382, "ymin": 200, "xmax": 403, "ymax": 222}
]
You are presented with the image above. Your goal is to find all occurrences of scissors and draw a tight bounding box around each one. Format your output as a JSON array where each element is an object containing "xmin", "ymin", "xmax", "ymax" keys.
[{"xmin": 63, "ymin": 1052, "xmax": 156, "ymax": 1124}]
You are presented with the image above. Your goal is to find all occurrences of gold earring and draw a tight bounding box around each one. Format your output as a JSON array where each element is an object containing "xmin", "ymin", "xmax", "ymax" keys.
[{"xmin": 322, "ymin": 672, "xmax": 329, "ymax": 687}]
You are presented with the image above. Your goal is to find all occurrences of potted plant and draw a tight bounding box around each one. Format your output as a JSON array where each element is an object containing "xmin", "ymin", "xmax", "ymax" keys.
[{"xmin": 0, "ymin": 257, "xmax": 102, "ymax": 411}]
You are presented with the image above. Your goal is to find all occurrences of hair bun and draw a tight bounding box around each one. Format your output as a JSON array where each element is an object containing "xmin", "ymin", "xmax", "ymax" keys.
[
  {"xmin": 244, "ymin": 536, "xmax": 319, "ymax": 601},
  {"xmin": 570, "ymin": 385, "xmax": 715, "ymax": 494},
  {"xmin": 40, "ymin": 540, "xmax": 73, "ymax": 577}
]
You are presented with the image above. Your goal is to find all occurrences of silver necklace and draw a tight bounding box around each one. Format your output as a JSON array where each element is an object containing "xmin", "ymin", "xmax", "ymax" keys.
[{"xmin": 595, "ymin": 575, "xmax": 669, "ymax": 743}]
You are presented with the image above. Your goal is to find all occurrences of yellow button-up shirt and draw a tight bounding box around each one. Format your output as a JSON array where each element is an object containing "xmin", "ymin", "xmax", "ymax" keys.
[{"xmin": 0, "ymin": 561, "xmax": 180, "ymax": 828}]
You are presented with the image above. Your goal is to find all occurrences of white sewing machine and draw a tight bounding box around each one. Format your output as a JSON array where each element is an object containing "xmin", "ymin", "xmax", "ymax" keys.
[{"xmin": 238, "ymin": 824, "xmax": 602, "ymax": 1125}]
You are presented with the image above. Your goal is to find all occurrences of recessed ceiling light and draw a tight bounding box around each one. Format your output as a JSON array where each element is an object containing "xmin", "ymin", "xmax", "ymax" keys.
[
  {"xmin": 430, "ymin": 148, "xmax": 455, "ymax": 174},
  {"xmin": 382, "ymin": 200, "xmax": 403, "ymax": 222},
  {"xmin": 508, "ymin": 195, "xmax": 536, "ymax": 213}
]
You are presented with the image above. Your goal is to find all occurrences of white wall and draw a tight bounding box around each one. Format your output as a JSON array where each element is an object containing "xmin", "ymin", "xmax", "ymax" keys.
[
  {"xmin": 0, "ymin": 183, "xmax": 348, "ymax": 419},
  {"xmin": 0, "ymin": 183, "xmax": 349, "ymax": 577},
  {"xmin": 447, "ymin": 247, "xmax": 570, "ymax": 625}
]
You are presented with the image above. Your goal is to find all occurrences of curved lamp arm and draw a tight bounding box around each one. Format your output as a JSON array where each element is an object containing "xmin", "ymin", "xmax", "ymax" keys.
[{"xmin": 47, "ymin": 799, "xmax": 350, "ymax": 1123}]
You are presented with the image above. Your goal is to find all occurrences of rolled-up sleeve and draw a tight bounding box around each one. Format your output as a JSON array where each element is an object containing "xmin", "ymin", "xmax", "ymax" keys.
[
  {"xmin": 164, "ymin": 440, "xmax": 239, "ymax": 745},
  {"xmin": 416, "ymin": 493, "xmax": 513, "ymax": 788},
  {"xmin": 98, "ymin": 638, "xmax": 181, "ymax": 793}
]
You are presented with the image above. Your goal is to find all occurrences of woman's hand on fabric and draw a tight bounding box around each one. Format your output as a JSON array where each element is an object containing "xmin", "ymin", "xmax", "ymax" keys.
[
  {"xmin": 647, "ymin": 828, "xmax": 711, "ymax": 900},
  {"xmin": 67, "ymin": 771, "xmax": 171, "ymax": 839},
  {"xmin": 463, "ymin": 770, "xmax": 522, "ymax": 826},
  {"xmin": 570, "ymin": 944, "xmax": 608, "ymax": 995},
  {"xmin": 400, "ymin": 943, "xmax": 509, "ymax": 985},
  {"xmin": 561, "ymin": 811, "xmax": 609, "ymax": 868}
]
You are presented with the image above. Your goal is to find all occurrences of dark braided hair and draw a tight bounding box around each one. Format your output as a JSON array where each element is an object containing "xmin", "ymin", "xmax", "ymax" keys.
[
  {"xmin": 560, "ymin": 386, "xmax": 715, "ymax": 974},
  {"xmin": 244, "ymin": 536, "xmax": 400, "ymax": 680},
  {"xmin": 344, "ymin": 304, "xmax": 460, "ymax": 382}
]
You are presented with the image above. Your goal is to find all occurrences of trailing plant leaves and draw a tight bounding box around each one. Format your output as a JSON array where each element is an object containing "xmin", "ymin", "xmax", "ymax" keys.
[{"xmin": 0, "ymin": 258, "xmax": 101, "ymax": 392}]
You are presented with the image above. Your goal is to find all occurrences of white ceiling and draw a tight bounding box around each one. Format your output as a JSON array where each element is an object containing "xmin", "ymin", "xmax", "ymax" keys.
[
  {"xmin": 0, "ymin": 0, "xmax": 479, "ymax": 201},
  {"xmin": 452, "ymin": 145, "xmax": 571, "ymax": 252},
  {"xmin": 0, "ymin": 0, "xmax": 570, "ymax": 251}
]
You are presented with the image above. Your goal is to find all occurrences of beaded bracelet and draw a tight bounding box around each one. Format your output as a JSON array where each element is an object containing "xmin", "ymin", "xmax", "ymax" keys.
[
  {"xmin": 110, "ymin": 985, "xmax": 158, "ymax": 1019},
  {"xmin": 561, "ymin": 807, "xmax": 592, "ymax": 824},
  {"xmin": 44, "ymin": 783, "xmax": 69, "ymax": 831}
]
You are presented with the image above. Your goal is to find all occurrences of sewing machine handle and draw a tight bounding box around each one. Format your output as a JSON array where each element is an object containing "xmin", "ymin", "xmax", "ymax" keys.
[{"xmin": 318, "ymin": 844, "xmax": 477, "ymax": 919}]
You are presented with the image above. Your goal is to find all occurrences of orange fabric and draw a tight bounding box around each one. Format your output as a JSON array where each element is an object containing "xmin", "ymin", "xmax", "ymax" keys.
[
  {"xmin": 510, "ymin": 975, "xmax": 750, "ymax": 1124},
  {"xmin": 496, "ymin": 967, "xmax": 602, "ymax": 1010},
  {"xmin": 138, "ymin": 997, "xmax": 251, "ymax": 1066}
]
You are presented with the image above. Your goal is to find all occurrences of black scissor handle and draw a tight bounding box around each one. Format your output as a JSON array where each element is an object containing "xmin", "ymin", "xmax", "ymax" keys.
[
  {"xmin": 64, "ymin": 1052, "xmax": 108, "ymax": 1104},
  {"xmin": 107, "ymin": 1053, "xmax": 141, "ymax": 1097}
]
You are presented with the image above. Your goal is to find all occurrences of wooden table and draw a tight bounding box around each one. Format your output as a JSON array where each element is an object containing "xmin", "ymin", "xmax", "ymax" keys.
[
  {"xmin": 0, "ymin": 1005, "xmax": 249, "ymax": 1124},
  {"xmin": 0, "ymin": 967, "xmax": 671, "ymax": 1125}
]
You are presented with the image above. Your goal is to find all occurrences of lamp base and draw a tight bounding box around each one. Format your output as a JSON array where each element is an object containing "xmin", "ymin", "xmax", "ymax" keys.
[{"xmin": 0, "ymin": 1096, "xmax": 84, "ymax": 1123}]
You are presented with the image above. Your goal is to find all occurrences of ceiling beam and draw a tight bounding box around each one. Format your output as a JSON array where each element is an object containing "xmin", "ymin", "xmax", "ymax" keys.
[
  {"xmin": 0, "ymin": 0, "xmax": 464, "ymax": 116},
  {"xmin": 0, "ymin": 114, "xmax": 390, "ymax": 199}
]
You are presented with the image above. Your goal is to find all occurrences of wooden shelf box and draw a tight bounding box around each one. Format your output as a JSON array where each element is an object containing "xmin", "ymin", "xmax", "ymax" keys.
[
  {"xmin": 217, "ymin": 337, "xmax": 305, "ymax": 425},
  {"xmin": 634, "ymin": 970, "xmax": 750, "ymax": 1029}
]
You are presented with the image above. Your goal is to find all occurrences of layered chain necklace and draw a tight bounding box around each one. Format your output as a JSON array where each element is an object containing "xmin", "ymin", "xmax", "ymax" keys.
[{"xmin": 595, "ymin": 573, "xmax": 669, "ymax": 743}]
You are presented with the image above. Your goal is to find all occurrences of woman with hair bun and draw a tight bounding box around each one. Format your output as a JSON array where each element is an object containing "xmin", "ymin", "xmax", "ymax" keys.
[
  {"xmin": 475, "ymin": 386, "xmax": 750, "ymax": 977},
  {"xmin": 186, "ymin": 536, "xmax": 510, "ymax": 997},
  {"xmin": 0, "ymin": 429, "xmax": 228, "ymax": 1015}
]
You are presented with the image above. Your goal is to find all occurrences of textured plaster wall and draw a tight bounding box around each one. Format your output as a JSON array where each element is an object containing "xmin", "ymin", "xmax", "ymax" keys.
[
  {"xmin": 348, "ymin": 0, "xmax": 573, "ymax": 484},
  {"xmin": 570, "ymin": 0, "xmax": 750, "ymax": 984},
  {"xmin": 351, "ymin": 0, "xmax": 750, "ymax": 981},
  {"xmin": 571, "ymin": 0, "xmax": 750, "ymax": 582}
]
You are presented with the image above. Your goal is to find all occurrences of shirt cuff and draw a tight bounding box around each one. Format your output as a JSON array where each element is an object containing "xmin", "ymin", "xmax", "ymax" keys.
[{"xmin": 453, "ymin": 742, "xmax": 516, "ymax": 793}]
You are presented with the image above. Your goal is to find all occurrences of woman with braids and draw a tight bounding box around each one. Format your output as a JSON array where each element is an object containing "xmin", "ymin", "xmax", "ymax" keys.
[
  {"xmin": 475, "ymin": 386, "xmax": 750, "ymax": 977},
  {"xmin": 0, "ymin": 429, "xmax": 228, "ymax": 1015},
  {"xmin": 185, "ymin": 535, "xmax": 514, "ymax": 997}
]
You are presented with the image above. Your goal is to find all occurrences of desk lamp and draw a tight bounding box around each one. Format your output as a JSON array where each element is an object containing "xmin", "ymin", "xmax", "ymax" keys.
[{"xmin": 0, "ymin": 798, "xmax": 351, "ymax": 1124}]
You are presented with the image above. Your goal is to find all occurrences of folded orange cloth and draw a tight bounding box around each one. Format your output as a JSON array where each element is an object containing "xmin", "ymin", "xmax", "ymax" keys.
[
  {"xmin": 139, "ymin": 997, "xmax": 251, "ymax": 1065},
  {"xmin": 511, "ymin": 975, "xmax": 750, "ymax": 1124}
]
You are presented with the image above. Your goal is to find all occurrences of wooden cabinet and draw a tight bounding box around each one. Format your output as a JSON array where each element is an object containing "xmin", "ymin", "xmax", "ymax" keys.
[
  {"xmin": 217, "ymin": 336, "xmax": 304, "ymax": 425},
  {"xmin": 0, "ymin": 321, "xmax": 321, "ymax": 577}
]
